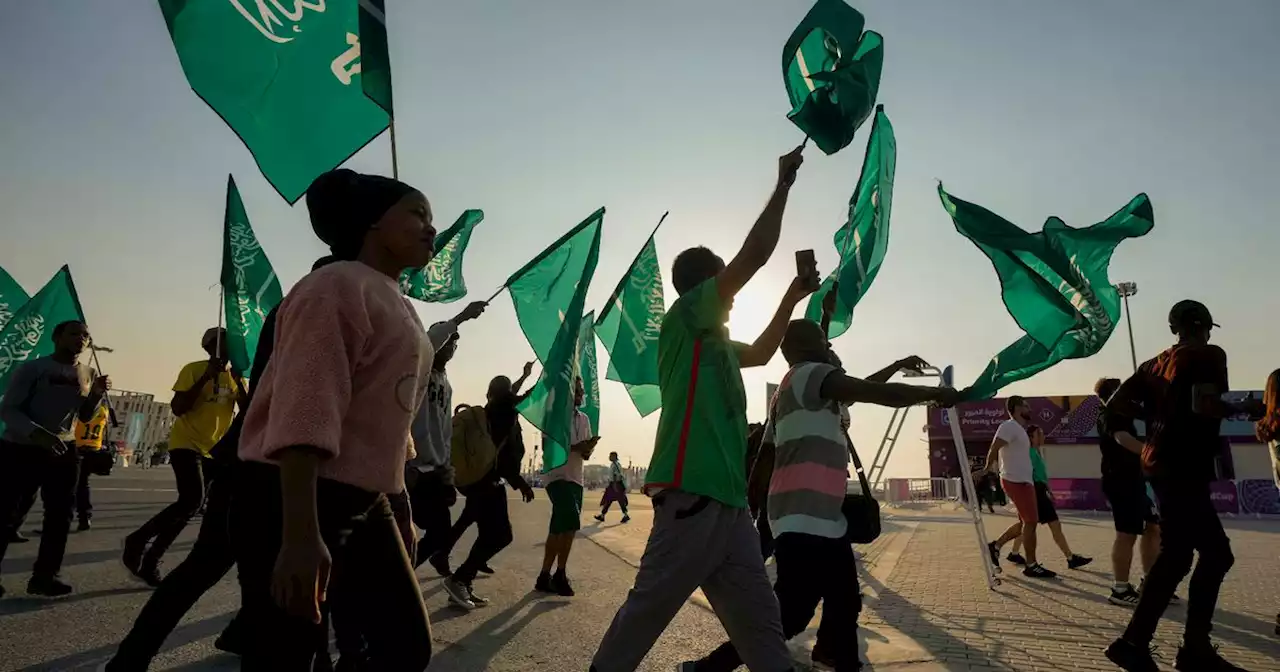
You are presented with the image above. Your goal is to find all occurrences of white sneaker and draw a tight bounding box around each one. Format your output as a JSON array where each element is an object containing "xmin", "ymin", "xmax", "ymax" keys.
[{"xmin": 443, "ymin": 578, "xmax": 476, "ymax": 610}]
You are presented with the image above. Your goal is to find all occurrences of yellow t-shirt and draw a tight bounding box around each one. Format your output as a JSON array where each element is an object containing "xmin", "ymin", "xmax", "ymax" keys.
[
  {"xmin": 73, "ymin": 404, "xmax": 110, "ymax": 451},
  {"xmin": 169, "ymin": 361, "xmax": 243, "ymax": 456}
]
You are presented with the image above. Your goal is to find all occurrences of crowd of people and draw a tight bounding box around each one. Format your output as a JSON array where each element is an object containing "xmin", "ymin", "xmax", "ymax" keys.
[{"xmin": 0, "ymin": 149, "xmax": 1275, "ymax": 672}]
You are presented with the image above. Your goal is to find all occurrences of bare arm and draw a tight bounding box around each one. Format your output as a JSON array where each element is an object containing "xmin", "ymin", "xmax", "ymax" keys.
[
  {"xmin": 985, "ymin": 438, "xmax": 1008, "ymax": 473},
  {"xmin": 716, "ymin": 147, "xmax": 805, "ymax": 303},
  {"xmin": 171, "ymin": 363, "xmax": 219, "ymax": 416},
  {"xmin": 738, "ymin": 278, "xmax": 813, "ymax": 368},
  {"xmin": 819, "ymin": 370, "xmax": 958, "ymax": 409},
  {"xmin": 511, "ymin": 361, "xmax": 535, "ymax": 401},
  {"xmin": 865, "ymin": 361, "xmax": 903, "ymax": 384},
  {"xmin": 277, "ymin": 447, "xmax": 323, "ymax": 546},
  {"xmin": 1113, "ymin": 431, "xmax": 1144, "ymax": 455}
]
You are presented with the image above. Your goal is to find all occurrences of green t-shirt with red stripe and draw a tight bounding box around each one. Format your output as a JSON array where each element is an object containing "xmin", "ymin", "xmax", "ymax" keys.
[{"xmin": 643, "ymin": 277, "xmax": 750, "ymax": 508}]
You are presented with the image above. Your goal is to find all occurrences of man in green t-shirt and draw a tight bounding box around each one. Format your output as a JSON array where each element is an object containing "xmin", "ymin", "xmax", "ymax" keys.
[
  {"xmin": 591, "ymin": 145, "xmax": 812, "ymax": 672},
  {"xmin": 1006, "ymin": 424, "xmax": 1093, "ymax": 572}
]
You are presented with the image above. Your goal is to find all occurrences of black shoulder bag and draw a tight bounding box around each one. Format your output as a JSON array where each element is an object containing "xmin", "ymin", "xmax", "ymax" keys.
[{"xmin": 842, "ymin": 429, "xmax": 881, "ymax": 544}]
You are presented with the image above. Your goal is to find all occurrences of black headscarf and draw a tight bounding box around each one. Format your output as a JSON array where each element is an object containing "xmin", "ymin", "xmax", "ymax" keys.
[{"xmin": 305, "ymin": 168, "xmax": 417, "ymax": 262}]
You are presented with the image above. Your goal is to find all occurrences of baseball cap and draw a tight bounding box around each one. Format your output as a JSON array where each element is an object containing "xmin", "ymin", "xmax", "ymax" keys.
[{"xmin": 1168, "ymin": 300, "xmax": 1219, "ymax": 330}]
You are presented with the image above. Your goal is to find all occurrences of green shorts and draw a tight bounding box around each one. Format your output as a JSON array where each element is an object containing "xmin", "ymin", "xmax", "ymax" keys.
[{"xmin": 546, "ymin": 480, "xmax": 584, "ymax": 534}]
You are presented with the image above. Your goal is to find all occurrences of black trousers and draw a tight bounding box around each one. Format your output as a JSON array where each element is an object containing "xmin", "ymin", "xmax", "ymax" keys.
[
  {"xmin": 1123, "ymin": 478, "xmax": 1234, "ymax": 646},
  {"xmin": 449, "ymin": 480, "xmax": 512, "ymax": 585},
  {"xmin": 0, "ymin": 441, "xmax": 79, "ymax": 579},
  {"xmin": 106, "ymin": 464, "xmax": 240, "ymax": 671},
  {"xmin": 407, "ymin": 469, "xmax": 456, "ymax": 567},
  {"xmin": 698, "ymin": 532, "xmax": 862, "ymax": 672},
  {"xmin": 75, "ymin": 453, "xmax": 93, "ymax": 521},
  {"xmin": 127, "ymin": 449, "xmax": 210, "ymax": 565},
  {"xmin": 231, "ymin": 462, "xmax": 431, "ymax": 672}
]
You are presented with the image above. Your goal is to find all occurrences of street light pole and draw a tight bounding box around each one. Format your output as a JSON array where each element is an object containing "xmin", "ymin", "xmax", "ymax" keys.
[{"xmin": 1115, "ymin": 282, "xmax": 1139, "ymax": 372}]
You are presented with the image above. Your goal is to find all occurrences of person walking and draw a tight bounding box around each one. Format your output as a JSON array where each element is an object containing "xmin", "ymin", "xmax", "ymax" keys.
[
  {"xmin": 1104, "ymin": 300, "xmax": 1262, "ymax": 672},
  {"xmin": 0, "ymin": 320, "xmax": 109, "ymax": 597},
  {"xmin": 535, "ymin": 377, "xmax": 599, "ymax": 597},
  {"xmin": 595, "ymin": 451, "xmax": 630, "ymax": 524},
  {"xmin": 229, "ymin": 168, "xmax": 438, "ymax": 671},
  {"xmin": 1252, "ymin": 368, "xmax": 1279, "ymax": 637},
  {"xmin": 590, "ymin": 146, "xmax": 809, "ymax": 672},
  {"xmin": 684, "ymin": 319, "xmax": 958, "ymax": 672},
  {"xmin": 982, "ymin": 396, "xmax": 1057, "ymax": 579},
  {"xmin": 404, "ymin": 304, "xmax": 488, "ymax": 572},
  {"xmin": 1094, "ymin": 377, "xmax": 1165, "ymax": 607},
  {"xmin": 123, "ymin": 327, "xmax": 246, "ymax": 586},
  {"xmin": 1005, "ymin": 425, "xmax": 1093, "ymax": 571},
  {"xmin": 71, "ymin": 398, "xmax": 110, "ymax": 531}
]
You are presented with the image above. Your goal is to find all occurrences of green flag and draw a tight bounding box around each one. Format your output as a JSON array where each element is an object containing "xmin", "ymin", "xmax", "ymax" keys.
[
  {"xmin": 0, "ymin": 267, "xmax": 87, "ymax": 434},
  {"xmin": 939, "ymin": 185, "xmax": 1155, "ymax": 401},
  {"xmin": 0, "ymin": 266, "xmax": 29, "ymax": 332},
  {"xmin": 524, "ymin": 312, "xmax": 602, "ymax": 473},
  {"xmin": 782, "ymin": 0, "xmax": 884, "ymax": 155},
  {"xmin": 595, "ymin": 235, "xmax": 664, "ymax": 416},
  {"xmin": 508, "ymin": 210, "xmax": 603, "ymax": 470},
  {"xmin": 221, "ymin": 175, "xmax": 283, "ymax": 376},
  {"xmin": 506, "ymin": 209, "xmax": 605, "ymax": 362},
  {"xmin": 159, "ymin": 0, "xmax": 390, "ymax": 202},
  {"xmin": 400, "ymin": 210, "xmax": 482, "ymax": 304},
  {"xmin": 805, "ymin": 106, "xmax": 894, "ymax": 338},
  {"xmin": 357, "ymin": 0, "xmax": 393, "ymax": 114}
]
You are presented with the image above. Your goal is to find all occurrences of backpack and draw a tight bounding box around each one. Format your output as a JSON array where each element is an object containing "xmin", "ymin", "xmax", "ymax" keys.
[{"xmin": 450, "ymin": 405, "xmax": 499, "ymax": 488}]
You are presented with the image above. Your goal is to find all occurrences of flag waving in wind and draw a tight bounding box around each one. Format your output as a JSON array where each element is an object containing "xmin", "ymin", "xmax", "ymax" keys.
[
  {"xmin": 159, "ymin": 0, "xmax": 391, "ymax": 202},
  {"xmin": 595, "ymin": 231, "xmax": 665, "ymax": 416},
  {"xmin": 0, "ymin": 266, "xmax": 29, "ymax": 332},
  {"xmin": 939, "ymin": 185, "xmax": 1155, "ymax": 401},
  {"xmin": 400, "ymin": 210, "xmax": 482, "ymax": 304},
  {"xmin": 0, "ymin": 266, "xmax": 87, "ymax": 435},
  {"xmin": 804, "ymin": 106, "xmax": 894, "ymax": 338},
  {"xmin": 782, "ymin": 0, "xmax": 884, "ymax": 155},
  {"xmin": 505, "ymin": 209, "xmax": 604, "ymax": 470},
  {"xmin": 221, "ymin": 175, "xmax": 283, "ymax": 376}
]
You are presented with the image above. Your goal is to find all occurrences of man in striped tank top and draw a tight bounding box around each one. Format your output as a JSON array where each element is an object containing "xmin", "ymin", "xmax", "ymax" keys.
[{"xmin": 689, "ymin": 319, "xmax": 958, "ymax": 672}]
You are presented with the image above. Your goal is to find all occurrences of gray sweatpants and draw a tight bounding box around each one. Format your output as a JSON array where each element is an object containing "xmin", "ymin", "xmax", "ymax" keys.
[{"xmin": 591, "ymin": 489, "xmax": 793, "ymax": 672}]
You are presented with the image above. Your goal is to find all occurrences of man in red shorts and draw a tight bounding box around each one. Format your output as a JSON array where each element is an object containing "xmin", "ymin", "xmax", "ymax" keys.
[{"xmin": 982, "ymin": 396, "xmax": 1056, "ymax": 579}]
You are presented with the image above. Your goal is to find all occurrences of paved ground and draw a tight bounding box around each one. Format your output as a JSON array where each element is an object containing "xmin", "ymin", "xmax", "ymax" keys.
[{"xmin": 1, "ymin": 469, "xmax": 1278, "ymax": 671}]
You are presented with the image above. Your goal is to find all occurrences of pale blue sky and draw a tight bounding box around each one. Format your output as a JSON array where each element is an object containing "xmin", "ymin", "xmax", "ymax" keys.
[{"xmin": 2, "ymin": 1, "xmax": 1277, "ymax": 476}]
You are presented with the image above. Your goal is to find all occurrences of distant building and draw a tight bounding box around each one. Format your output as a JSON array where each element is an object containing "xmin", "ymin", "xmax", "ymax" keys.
[{"xmin": 105, "ymin": 390, "xmax": 174, "ymax": 460}]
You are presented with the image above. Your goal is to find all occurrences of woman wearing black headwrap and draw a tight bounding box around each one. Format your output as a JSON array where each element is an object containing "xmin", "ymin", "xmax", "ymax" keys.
[{"xmin": 230, "ymin": 169, "xmax": 438, "ymax": 671}]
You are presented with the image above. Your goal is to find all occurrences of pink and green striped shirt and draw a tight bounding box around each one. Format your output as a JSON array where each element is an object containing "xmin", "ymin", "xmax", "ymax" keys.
[{"xmin": 766, "ymin": 361, "xmax": 849, "ymax": 539}]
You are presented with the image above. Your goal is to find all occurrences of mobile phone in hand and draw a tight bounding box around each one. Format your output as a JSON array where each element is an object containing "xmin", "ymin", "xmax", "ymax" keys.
[{"xmin": 795, "ymin": 249, "xmax": 819, "ymax": 289}]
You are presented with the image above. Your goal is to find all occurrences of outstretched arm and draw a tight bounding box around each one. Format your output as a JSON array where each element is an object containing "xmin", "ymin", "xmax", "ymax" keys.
[
  {"xmin": 739, "ymin": 277, "xmax": 816, "ymax": 368},
  {"xmin": 716, "ymin": 147, "xmax": 806, "ymax": 303},
  {"xmin": 821, "ymin": 371, "xmax": 958, "ymax": 409}
]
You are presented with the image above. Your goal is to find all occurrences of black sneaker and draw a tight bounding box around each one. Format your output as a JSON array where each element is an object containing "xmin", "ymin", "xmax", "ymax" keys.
[
  {"xmin": 986, "ymin": 542, "xmax": 1002, "ymax": 573},
  {"xmin": 594, "ymin": 514, "xmax": 605, "ymax": 523},
  {"xmin": 213, "ymin": 630, "xmax": 243, "ymax": 656},
  {"xmin": 0, "ymin": 582, "xmax": 6, "ymax": 599},
  {"xmin": 27, "ymin": 575, "xmax": 73, "ymax": 597},
  {"xmin": 122, "ymin": 537, "xmax": 147, "ymax": 577},
  {"xmin": 1174, "ymin": 642, "xmax": 1246, "ymax": 671},
  {"xmin": 477, "ymin": 564, "xmax": 495, "ymax": 576},
  {"xmin": 8, "ymin": 531, "xmax": 29, "ymax": 544},
  {"xmin": 1006, "ymin": 552, "xmax": 1027, "ymax": 566},
  {"xmin": 427, "ymin": 552, "xmax": 452, "ymax": 578},
  {"xmin": 1067, "ymin": 554, "xmax": 1094, "ymax": 570},
  {"xmin": 1109, "ymin": 586, "xmax": 1141, "ymax": 607},
  {"xmin": 467, "ymin": 585, "xmax": 490, "ymax": 606},
  {"xmin": 77, "ymin": 518, "xmax": 92, "ymax": 532},
  {"xmin": 1023, "ymin": 563, "xmax": 1057, "ymax": 579},
  {"xmin": 535, "ymin": 571, "xmax": 555, "ymax": 593},
  {"xmin": 442, "ymin": 578, "xmax": 476, "ymax": 610},
  {"xmin": 134, "ymin": 562, "xmax": 163, "ymax": 588},
  {"xmin": 552, "ymin": 571, "xmax": 575, "ymax": 597},
  {"xmin": 621, "ymin": 515, "xmax": 631, "ymax": 523},
  {"xmin": 1105, "ymin": 639, "xmax": 1159, "ymax": 672},
  {"xmin": 811, "ymin": 642, "xmax": 862, "ymax": 670}
]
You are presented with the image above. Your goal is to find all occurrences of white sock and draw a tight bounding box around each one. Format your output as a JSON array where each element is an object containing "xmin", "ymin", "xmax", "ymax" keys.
[{"xmin": 1114, "ymin": 581, "xmax": 1131, "ymax": 592}]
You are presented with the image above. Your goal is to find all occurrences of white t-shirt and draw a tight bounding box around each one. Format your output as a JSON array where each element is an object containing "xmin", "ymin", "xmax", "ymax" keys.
[
  {"xmin": 545, "ymin": 410, "xmax": 592, "ymax": 485},
  {"xmin": 995, "ymin": 419, "xmax": 1033, "ymax": 484}
]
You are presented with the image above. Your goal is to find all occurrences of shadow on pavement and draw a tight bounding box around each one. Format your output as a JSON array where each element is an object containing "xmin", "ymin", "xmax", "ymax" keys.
[
  {"xmin": 431, "ymin": 592, "xmax": 569, "ymax": 670},
  {"xmin": 1, "ymin": 541, "xmax": 195, "ymax": 577},
  {"xmin": 19, "ymin": 611, "xmax": 235, "ymax": 671},
  {"xmin": 0, "ymin": 585, "xmax": 153, "ymax": 617}
]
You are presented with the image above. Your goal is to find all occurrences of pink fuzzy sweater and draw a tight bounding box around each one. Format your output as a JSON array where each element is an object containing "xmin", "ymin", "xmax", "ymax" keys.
[{"xmin": 238, "ymin": 261, "xmax": 434, "ymax": 494}]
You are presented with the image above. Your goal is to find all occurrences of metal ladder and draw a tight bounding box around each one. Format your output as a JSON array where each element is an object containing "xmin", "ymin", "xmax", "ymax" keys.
[{"xmin": 865, "ymin": 365, "xmax": 942, "ymax": 490}]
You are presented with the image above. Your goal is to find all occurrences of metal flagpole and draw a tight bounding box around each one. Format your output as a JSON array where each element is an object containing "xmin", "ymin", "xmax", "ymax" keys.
[
  {"xmin": 943, "ymin": 366, "xmax": 1001, "ymax": 590},
  {"xmin": 390, "ymin": 117, "xmax": 400, "ymax": 180}
]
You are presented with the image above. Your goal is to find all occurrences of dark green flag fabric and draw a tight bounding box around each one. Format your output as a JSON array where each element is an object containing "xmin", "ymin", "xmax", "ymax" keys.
[
  {"xmin": 0, "ymin": 266, "xmax": 87, "ymax": 435},
  {"xmin": 595, "ymin": 236, "xmax": 664, "ymax": 417},
  {"xmin": 400, "ymin": 210, "xmax": 482, "ymax": 304},
  {"xmin": 804, "ymin": 105, "xmax": 895, "ymax": 338},
  {"xmin": 782, "ymin": 0, "xmax": 884, "ymax": 155},
  {"xmin": 510, "ymin": 210, "xmax": 603, "ymax": 471},
  {"xmin": 159, "ymin": 0, "xmax": 390, "ymax": 202},
  {"xmin": 221, "ymin": 175, "xmax": 283, "ymax": 376},
  {"xmin": 357, "ymin": 0, "xmax": 393, "ymax": 114},
  {"xmin": 524, "ymin": 312, "xmax": 602, "ymax": 473},
  {"xmin": 0, "ymin": 266, "xmax": 29, "ymax": 332},
  {"xmin": 939, "ymin": 185, "xmax": 1155, "ymax": 401}
]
